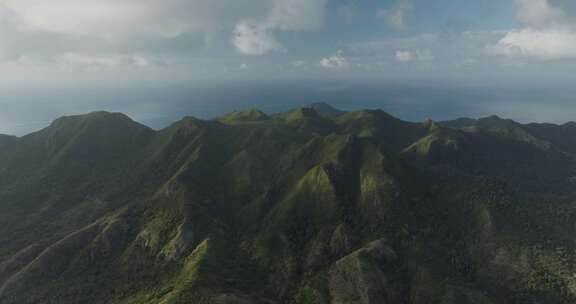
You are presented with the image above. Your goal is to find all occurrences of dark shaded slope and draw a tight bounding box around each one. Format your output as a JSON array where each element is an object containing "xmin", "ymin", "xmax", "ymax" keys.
[
  {"xmin": 0, "ymin": 112, "xmax": 155, "ymax": 284},
  {"xmin": 523, "ymin": 121, "xmax": 576, "ymax": 154},
  {"xmin": 0, "ymin": 135, "xmax": 16, "ymax": 149},
  {"xmin": 336, "ymin": 109, "xmax": 431, "ymax": 153}
]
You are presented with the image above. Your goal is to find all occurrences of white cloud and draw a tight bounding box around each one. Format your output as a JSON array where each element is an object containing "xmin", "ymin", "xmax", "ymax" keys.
[
  {"xmin": 395, "ymin": 50, "xmax": 434, "ymax": 62},
  {"xmin": 395, "ymin": 50, "xmax": 413, "ymax": 62},
  {"xmin": 377, "ymin": 0, "xmax": 413, "ymax": 30},
  {"xmin": 0, "ymin": 0, "xmax": 273, "ymax": 38},
  {"xmin": 490, "ymin": 28, "xmax": 576, "ymax": 60},
  {"xmin": 491, "ymin": 0, "xmax": 576, "ymax": 60},
  {"xmin": 232, "ymin": 0, "xmax": 327, "ymax": 55},
  {"xmin": 0, "ymin": 0, "xmax": 328, "ymax": 66},
  {"xmin": 320, "ymin": 50, "xmax": 350, "ymax": 69},
  {"xmin": 233, "ymin": 21, "xmax": 282, "ymax": 55},
  {"xmin": 0, "ymin": 1, "xmax": 223, "ymax": 64}
]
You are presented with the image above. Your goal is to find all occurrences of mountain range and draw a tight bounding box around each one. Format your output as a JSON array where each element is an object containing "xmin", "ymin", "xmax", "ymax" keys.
[{"xmin": 1, "ymin": 103, "xmax": 576, "ymax": 303}]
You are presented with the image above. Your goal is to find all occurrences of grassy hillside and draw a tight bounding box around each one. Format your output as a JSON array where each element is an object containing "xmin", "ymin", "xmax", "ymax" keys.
[{"xmin": 1, "ymin": 107, "xmax": 576, "ymax": 303}]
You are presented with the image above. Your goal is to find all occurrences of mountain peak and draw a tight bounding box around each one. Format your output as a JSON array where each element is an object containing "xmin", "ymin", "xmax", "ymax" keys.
[
  {"xmin": 218, "ymin": 108, "xmax": 269, "ymax": 124},
  {"xmin": 47, "ymin": 111, "xmax": 137, "ymax": 130},
  {"xmin": 23, "ymin": 111, "xmax": 153, "ymax": 157},
  {"xmin": 439, "ymin": 117, "xmax": 478, "ymax": 129},
  {"xmin": 478, "ymin": 115, "xmax": 515, "ymax": 124},
  {"xmin": 282, "ymin": 107, "xmax": 321, "ymax": 121},
  {"xmin": 306, "ymin": 102, "xmax": 346, "ymax": 118}
]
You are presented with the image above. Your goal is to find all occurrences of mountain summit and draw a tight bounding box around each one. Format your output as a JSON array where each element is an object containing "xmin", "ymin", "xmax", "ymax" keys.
[
  {"xmin": 0, "ymin": 108, "xmax": 575, "ymax": 303},
  {"xmin": 306, "ymin": 102, "xmax": 346, "ymax": 118}
]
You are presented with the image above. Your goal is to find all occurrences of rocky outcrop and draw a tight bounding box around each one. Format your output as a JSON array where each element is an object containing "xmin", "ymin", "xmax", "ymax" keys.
[{"xmin": 328, "ymin": 239, "xmax": 397, "ymax": 304}]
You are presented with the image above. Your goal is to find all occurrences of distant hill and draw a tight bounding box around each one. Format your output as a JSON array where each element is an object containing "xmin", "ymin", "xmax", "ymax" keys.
[
  {"xmin": 217, "ymin": 108, "xmax": 269, "ymax": 124},
  {"xmin": 1, "ymin": 107, "xmax": 576, "ymax": 303},
  {"xmin": 307, "ymin": 102, "xmax": 346, "ymax": 118}
]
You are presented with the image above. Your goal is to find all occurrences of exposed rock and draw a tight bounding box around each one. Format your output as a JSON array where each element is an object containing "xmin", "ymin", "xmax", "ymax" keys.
[{"xmin": 328, "ymin": 239, "xmax": 396, "ymax": 304}]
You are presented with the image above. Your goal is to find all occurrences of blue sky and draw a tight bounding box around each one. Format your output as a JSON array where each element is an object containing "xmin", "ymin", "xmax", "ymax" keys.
[{"xmin": 2, "ymin": 0, "xmax": 576, "ymax": 134}]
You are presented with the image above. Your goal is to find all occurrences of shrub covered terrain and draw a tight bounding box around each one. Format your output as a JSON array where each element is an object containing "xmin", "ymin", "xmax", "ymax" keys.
[{"xmin": 0, "ymin": 104, "xmax": 576, "ymax": 303}]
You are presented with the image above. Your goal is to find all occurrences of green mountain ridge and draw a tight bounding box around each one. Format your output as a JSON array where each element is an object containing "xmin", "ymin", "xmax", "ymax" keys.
[
  {"xmin": 1, "ymin": 107, "xmax": 576, "ymax": 303},
  {"xmin": 307, "ymin": 102, "xmax": 346, "ymax": 118}
]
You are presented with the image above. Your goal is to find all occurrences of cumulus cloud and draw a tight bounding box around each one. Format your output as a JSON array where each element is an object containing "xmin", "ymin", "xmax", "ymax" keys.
[
  {"xmin": 377, "ymin": 0, "xmax": 413, "ymax": 30},
  {"xmin": 492, "ymin": 0, "xmax": 576, "ymax": 60},
  {"xmin": 319, "ymin": 50, "xmax": 350, "ymax": 69},
  {"xmin": 232, "ymin": 0, "xmax": 327, "ymax": 55},
  {"xmin": 0, "ymin": 0, "xmax": 328, "ymax": 69},
  {"xmin": 395, "ymin": 50, "xmax": 434, "ymax": 62},
  {"xmin": 490, "ymin": 28, "xmax": 576, "ymax": 60},
  {"xmin": 395, "ymin": 51, "xmax": 412, "ymax": 62},
  {"xmin": 0, "ymin": 1, "xmax": 213, "ymax": 64},
  {"xmin": 0, "ymin": 0, "xmax": 268, "ymax": 38},
  {"xmin": 233, "ymin": 21, "xmax": 282, "ymax": 55}
]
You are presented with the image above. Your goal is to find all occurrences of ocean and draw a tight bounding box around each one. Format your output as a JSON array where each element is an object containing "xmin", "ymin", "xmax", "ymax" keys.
[{"xmin": 2, "ymin": 80, "xmax": 576, "ymax": 136}]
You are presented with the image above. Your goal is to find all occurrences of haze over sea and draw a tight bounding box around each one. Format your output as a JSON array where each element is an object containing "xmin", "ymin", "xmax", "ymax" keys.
[{"xmin": 2, "ymin": 80, "xmax": 575, "ymax": 136}]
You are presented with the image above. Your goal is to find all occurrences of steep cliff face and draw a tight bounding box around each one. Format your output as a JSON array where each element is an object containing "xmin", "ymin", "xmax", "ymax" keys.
[{"xmin": 1, "ymin": 108, "xmax": 576, "ymax": 303}]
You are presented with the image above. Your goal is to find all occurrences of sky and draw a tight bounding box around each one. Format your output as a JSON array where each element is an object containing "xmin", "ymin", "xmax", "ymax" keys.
[{"xmin": 2, "ymin": 0, "xmax": 576, "ymax": 134}]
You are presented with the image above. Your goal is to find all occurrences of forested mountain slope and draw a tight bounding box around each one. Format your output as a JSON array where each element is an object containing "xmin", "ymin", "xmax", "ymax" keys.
[{"xmin": 0, "ymin": 106, "xmax": 576, "ymax": 303}]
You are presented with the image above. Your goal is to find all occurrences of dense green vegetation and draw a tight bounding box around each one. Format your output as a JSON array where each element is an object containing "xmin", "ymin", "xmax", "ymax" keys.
[{"xmin": 1, "ymin": 104, "xmax": 576, "ymax": 303}]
